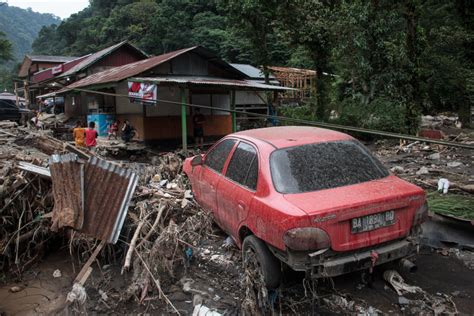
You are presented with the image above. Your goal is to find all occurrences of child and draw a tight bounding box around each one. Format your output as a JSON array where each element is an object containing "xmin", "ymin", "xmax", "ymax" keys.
[
  {"xmin": 85, "ymin": 121, "xmax": 98, "ymax": 150},
  {"xmin": 108, "ymin": 120, "xmax": 119, "ymax": 140},
  {"xmin": 72, "ymin": 120, "xmax": 86, "ymax": 147}
]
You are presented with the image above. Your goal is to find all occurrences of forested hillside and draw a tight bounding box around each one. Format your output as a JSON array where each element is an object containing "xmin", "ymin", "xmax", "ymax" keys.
[
  {"xmin": 0, "ymin": 4, "xmax": 60, "ymax": 61},
  {"xmin": 27, "ymin": 0, "xmax": 474, "ymax": 130}
]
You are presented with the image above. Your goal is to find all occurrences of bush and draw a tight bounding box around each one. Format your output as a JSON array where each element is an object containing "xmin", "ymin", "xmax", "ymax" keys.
[{"xmin": 335, "ymin": 97, "xmax": 414, "ymax": 134}]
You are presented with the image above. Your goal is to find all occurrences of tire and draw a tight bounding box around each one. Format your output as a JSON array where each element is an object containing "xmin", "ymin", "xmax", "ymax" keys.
[{"xmin": 242, "ymin": 235, "xmax": 281, "ymax": 289}]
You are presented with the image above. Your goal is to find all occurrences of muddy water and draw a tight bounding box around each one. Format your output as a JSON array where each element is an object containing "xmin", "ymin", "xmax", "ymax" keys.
[{"xmin": 0, "ymin": 252, "xmax": 73, "ymax": 315}]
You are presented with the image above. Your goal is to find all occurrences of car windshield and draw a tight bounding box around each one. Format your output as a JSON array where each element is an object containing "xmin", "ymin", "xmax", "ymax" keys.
[{"xmin": 270, "ymin": 141, "xmax": 389, "ymax": 194}]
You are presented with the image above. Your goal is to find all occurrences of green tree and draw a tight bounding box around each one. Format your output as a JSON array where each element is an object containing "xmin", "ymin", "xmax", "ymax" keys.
[
  {"xmin": 0, "ymin": 31, "xmax": 12, "ymax": 62},
  {"xmin": 278, "ymin": 0, "xmax": 335, "ymax": 119},
  {"xmin": 219, "ymin": 0, "xmax": 288, "ymax": 82}
]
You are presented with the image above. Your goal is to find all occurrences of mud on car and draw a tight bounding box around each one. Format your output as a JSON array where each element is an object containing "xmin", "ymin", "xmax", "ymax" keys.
[{"xmin": 183, "ymin": 126, "xmax": 427, "ymax": 288}]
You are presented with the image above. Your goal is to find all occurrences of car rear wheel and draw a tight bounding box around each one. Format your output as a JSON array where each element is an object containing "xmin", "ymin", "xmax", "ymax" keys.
[{"xmin": 242, "ymin": 235, "xmax": 281, "ymax": 289}]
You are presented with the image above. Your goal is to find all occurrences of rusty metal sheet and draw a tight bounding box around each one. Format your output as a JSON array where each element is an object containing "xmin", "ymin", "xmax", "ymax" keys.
[
  {"xmin": 131, "ymin": 76, "xmax": 293, "ymax": 91},
  {"xmin": 49, "ymin": 153, "xmax": 84, "ymax": 231},
  {"xmin": 81, "ymin": 156, "xmax": 138, "ymax": 244},
  {"xmin": 55, "ymin": 47, "xmax": 197, "ymax": 94}
]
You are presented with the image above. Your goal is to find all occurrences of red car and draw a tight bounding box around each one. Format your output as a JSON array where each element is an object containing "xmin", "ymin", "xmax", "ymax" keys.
[{"xmin": 183, "ymin": 126, "xmax": 427, "ymax": 288}]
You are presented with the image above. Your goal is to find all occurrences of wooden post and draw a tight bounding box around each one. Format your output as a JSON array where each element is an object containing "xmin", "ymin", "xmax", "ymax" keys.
[
  {"xmin": 14, "ymin": 82, "xmax": 19, "ymax": 107},
  {"xmin": 231, "ymin": 90, "xmax": 236, "ymax": 132},
  {"xmin": 180, "ymin": 87, "xmax": 187, "ymax": 153},
  {"xmin": 23, "ymin": 80, "xmax": 30, "ymax": 109}
]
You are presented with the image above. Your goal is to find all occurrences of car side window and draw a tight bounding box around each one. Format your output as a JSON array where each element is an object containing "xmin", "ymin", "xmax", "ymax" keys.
[
  {"xmin": 204, "ymin": 139, "xmax": 236, "ymax": 173},
  {"xmin": 226, "ymin": 142, "xmax": 258, "ymax": 190},
  {"xmin": 245, "ymin": 157, "xmax": 258, "ymax": 190}
]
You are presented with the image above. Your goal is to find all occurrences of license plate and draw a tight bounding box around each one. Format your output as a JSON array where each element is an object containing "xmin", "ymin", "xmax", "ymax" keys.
[{"xmin": 351, "ymin": 210, "xmax": 395, "ymax": 233}]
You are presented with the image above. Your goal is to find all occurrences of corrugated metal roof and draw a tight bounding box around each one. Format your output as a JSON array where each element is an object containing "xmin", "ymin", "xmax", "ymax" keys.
[
  {"xmin": 59, "ymin": 41, "xmax": 148, "ymax": 78},
  {"xmin": 55, "ymin": 46, "xmax": 252, "ymax": 94},
  {"xmin": 49, "ymin": 153, "xmax": 85, "ymax": 231},
  {"xmin": 55, "ymin": 47, "xmax": 198, "ymax": 94},
  {"xmin": 230, "ymin": 63, "xmax": 276, "ymax": 80},
  {"xmin": 32, "ymin": 55, "xmax": 91, "ymax": 83},
  {"xmin": 131, "ymin": 76, "xmax": 294, "ymax": 91},
  {"xmin": 81, "ymin": 156, "xmax": 138, "ymax": 244},
  {"xmin": 27, "ymin": 55, "xmax": 78, "ymax": 63}
]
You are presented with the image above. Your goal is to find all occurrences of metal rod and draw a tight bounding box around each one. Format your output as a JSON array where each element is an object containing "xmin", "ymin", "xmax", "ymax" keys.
[
  {"xmin": 231, "ymin": 90, "xmax": 236, "ymax": 132},
  {"xmin": 180, "ymin": 88, "xmax": 187, "ymax": 153}
]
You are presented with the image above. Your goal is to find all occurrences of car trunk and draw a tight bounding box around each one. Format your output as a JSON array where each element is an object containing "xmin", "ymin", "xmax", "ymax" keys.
[{"xmin": 283, "ymin": 176, "xmax": 425, "ymax": 252}]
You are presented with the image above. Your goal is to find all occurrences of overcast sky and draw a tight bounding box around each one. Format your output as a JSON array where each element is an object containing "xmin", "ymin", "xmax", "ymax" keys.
[{"xmin": 7, "ymin": 0, "xmax": 89, "ymax": 19}]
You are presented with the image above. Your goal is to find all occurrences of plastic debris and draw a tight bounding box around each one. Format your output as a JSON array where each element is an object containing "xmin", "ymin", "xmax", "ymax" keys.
[
  {"xmin": 383, "ymin": 270, "xmax": 422, "ymax": 296},
  {"xmin": 52, "ymin": 269, "xmax": 62, "ymax": 278},
  {"xmin": 222, "ymin": 236, "xmax": 235, "ymax": 249},
  {"xmin": 67, "ymin": 283, "xmax": 87, "ymax": 304},
  {"xmin": 437, "ymin": 178, "xmax": 450, "ymax": 194},
  {"xmin": 192, "ymin": 304, "xmax": 222, "ymax": 316}
]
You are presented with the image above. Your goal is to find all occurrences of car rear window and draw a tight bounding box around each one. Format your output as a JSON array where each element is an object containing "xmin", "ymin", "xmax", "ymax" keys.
[{"xmin": 270, "ymin": 141, "xmax": 389, "ymax": 194}]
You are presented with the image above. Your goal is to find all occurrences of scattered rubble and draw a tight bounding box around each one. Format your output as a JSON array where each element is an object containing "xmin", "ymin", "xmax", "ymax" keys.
[{"xmin": 0, "ymin": 119, "xmax": 473, "ymax": 315}]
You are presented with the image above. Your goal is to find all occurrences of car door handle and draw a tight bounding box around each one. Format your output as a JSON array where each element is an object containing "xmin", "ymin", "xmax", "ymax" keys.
[
  {"xmin": 237, "ymin": 201, "xmax": 246, "ymax": 210},
  {"xmin": 210, "ymin": 184, "xmax": 215, "ymax": 191}
]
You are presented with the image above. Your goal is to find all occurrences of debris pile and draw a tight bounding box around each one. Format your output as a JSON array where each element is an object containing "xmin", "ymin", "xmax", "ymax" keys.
[
  {"xmin": 0, "ymin": 124, "xmax": 54, "ymax": 272},
  {"xmin": 384, "ymin": 270, "xmax": 458, "ymax": 314},
  {"xmin": 1, "ymin": 121, "xmax": 473, "ymax": 315},
  {"xmin": 421, "ymin": 114, "xmax": 461, "ymax": 129},
  {"xmin": 374, "ymin": 132, "xmax": 474, "ymax": 221}
]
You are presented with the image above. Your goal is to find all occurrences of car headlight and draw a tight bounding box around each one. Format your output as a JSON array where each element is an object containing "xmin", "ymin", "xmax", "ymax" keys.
[{"xmin": 283, "ymin": 227, "xmax": 331, "ymax": 251}]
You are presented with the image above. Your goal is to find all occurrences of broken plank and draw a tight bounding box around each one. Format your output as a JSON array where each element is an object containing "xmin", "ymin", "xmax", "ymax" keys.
[
  {"xmin": 18, "ymin": 162, "xmax": 51, "ymax": 178},
  {"xmin": 73, "ymin": 240, "xmax": 106, "ymax": 284}
]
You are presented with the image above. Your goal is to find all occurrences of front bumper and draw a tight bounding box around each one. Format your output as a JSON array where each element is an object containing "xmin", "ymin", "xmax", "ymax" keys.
[{"xmin": 269, "ymin": 237, "xmax": 419, "ymax": 278}]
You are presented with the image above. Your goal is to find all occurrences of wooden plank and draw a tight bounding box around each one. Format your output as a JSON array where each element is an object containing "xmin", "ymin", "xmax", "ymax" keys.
[
  {"xmin": 73, "ymin": 240, "xmax": 106, "ymax": 284},
  {"xmin": 18, "ymin": 162, "xmax": 51, "ymax": 178}
]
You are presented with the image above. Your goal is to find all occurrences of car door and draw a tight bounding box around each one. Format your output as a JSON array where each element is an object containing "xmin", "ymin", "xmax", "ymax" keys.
[
  {"xmin": 198, "ymin": 139, "xmax": 237, "ymax": 218},
  {"xmin": 216, "ymin": 141, "xmax": 259, "ymax": 237}
]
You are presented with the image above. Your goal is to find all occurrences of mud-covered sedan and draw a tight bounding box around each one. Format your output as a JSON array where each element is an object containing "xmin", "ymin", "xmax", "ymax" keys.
[{"xmin": 183, "ymin": 126, "xmax": 427, "ymax": 288}]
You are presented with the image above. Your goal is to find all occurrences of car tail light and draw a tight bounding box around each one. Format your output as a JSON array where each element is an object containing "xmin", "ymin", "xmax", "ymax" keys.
[
  {"xmin": 413, "ymin": 201, "xmax": 428, "ymax": 225},
  {"xmin": 283, "ymin": 227, "xmax": 331, "ymax": 251}
]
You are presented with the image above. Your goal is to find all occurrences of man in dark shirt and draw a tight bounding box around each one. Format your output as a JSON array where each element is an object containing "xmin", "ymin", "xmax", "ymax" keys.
[{"xmin": 193, "ymin": 108, "xmax": 205, "ymax": 149}]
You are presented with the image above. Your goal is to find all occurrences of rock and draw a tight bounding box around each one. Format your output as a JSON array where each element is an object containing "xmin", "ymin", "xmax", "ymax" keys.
[
  {"xmin": 416, "ymin": 167, "xmax": 429, "ymax": 175},
  {"xmin": 193, "ymin": 294, "xmax": 204, "ymax": 306},
  {"xmin": 99, "ymin": 289, "xmax": 108, "ymax": 301},
  {"xmin": 447, "ymin": 161, "xmax": 463, "ymax": 168},
  {"xmin": 53, "ymin": 269, "xmax": 62, "ymax": 278},
  {"xmin": 398, "ymin": 296, "xmax": 410, "ymax": 305},
  {"xmin": 428, "ymin": 153, "xmax": 440, "ymax": 160},
  {"xmin": 390, "ymin": 166, "xmax": 405, "ymax": 174},
  {"xmin": 9, "ymin": 286, "xmax": 24, "ymax": 293},
  {"xmin": 168, "ymin": 291, "xmax": 190, "ymax": 302}
]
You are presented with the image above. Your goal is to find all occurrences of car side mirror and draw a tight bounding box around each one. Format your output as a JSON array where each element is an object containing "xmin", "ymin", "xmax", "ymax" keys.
[{"xmin": 191, "ymin": 155, "xmax": 203, "ymax": 166}]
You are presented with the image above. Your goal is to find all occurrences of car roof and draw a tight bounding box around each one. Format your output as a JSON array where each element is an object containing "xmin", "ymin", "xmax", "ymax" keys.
[{"xmin": 233, "ymin": 126, "xmax": 353, "ymax": 149}]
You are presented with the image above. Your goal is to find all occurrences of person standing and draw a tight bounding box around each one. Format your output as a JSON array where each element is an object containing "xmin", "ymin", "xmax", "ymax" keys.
[
  {"xmin": 193, "ymin": 108, "xmax": 205, "ymax": 149},
  {"xmin": 121, "ymin": 120, "xmax": 136, "ymax": 143},
  {"xmin": 85, "ymin": 121, "xmax": 98, "ymax": 150},
  {"xmin": 72, "ymin": 120, "xmax": 86, "ymax": 147}
]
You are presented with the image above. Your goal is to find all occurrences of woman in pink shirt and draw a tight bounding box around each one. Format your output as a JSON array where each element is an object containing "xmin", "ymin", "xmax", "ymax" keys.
[{"xmin": 85, "ymin": 121, "xmax": 98, "ymax": 149}]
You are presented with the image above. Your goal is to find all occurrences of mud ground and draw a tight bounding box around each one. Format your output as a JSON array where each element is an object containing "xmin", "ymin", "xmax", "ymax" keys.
[{"xmin": 1, "ymin": 228, "xmax": 473, "ymax": 315}]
